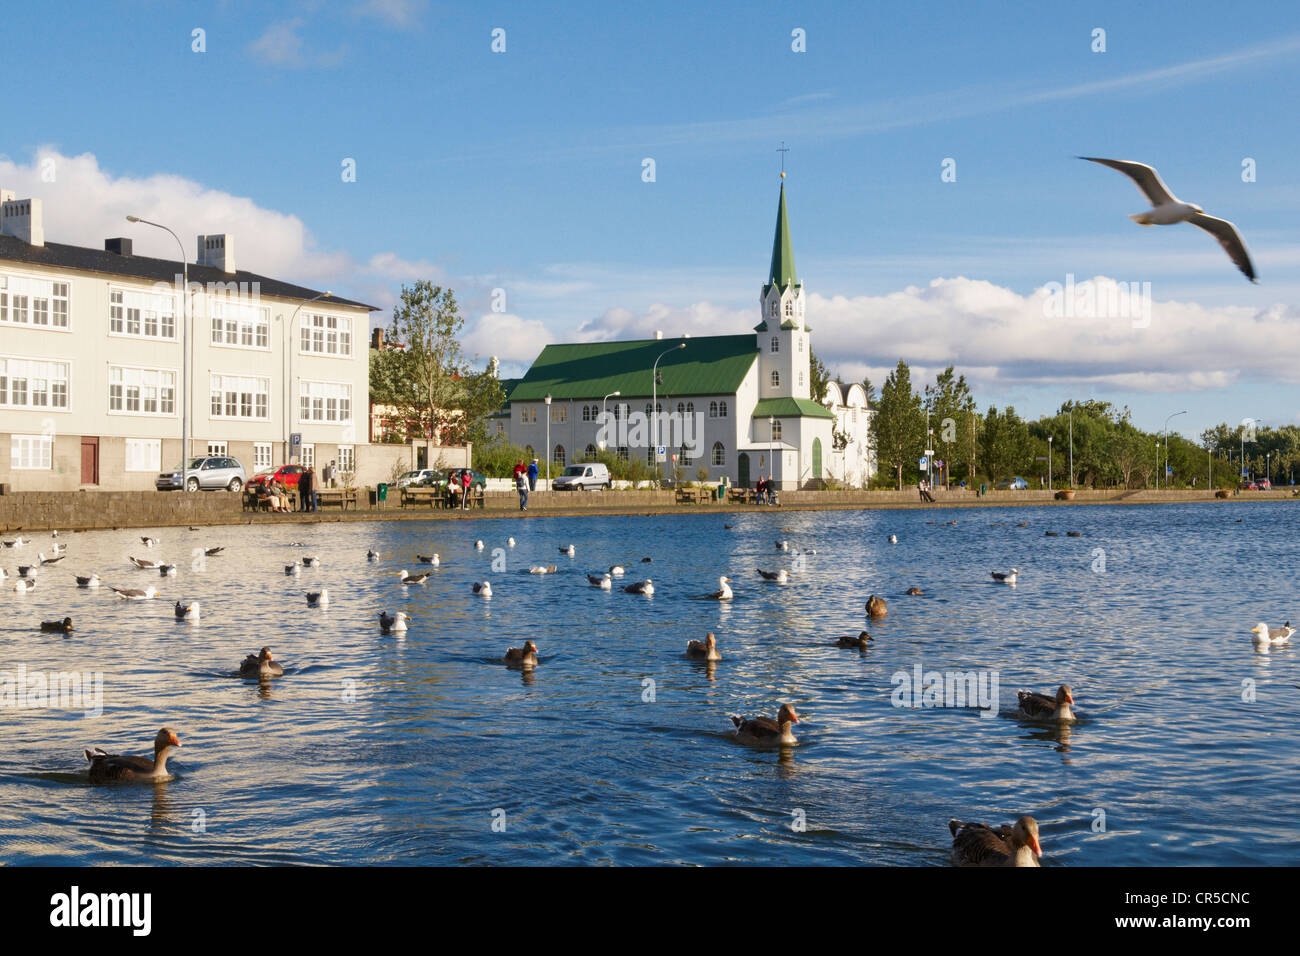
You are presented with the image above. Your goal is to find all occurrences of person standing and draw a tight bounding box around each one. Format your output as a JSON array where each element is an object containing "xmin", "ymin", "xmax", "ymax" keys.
[
  {"xmin": 298, "ymin": 466, "xmax": 314, "ymax": 512},
  {"xmin": 516, "ymin": 466, "xmax": 529, "ymax": 511},
  {"xmin": 528, "ymin": 458, "xmax": 539, "ymax": 492},
  {"xmin": 460, "ymin": 468, "xmax": 472, "ymax": 510}
]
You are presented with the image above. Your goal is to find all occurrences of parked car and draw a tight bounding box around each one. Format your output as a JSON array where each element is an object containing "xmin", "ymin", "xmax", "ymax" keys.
[
  {"xmin": 396, "ymin": 469, "xmax": 439, "ymax": 488},
  {"xmin": 994, "ymin": 476, "xmax": 1029, "ymax": 490},
  {"xmin": 1239, "ymin": 480, "xmax": 1265, "ymax": 490},
  {"xmin": 1257, "ymin": 478, "xmax": 1272, "ymax": 490},
  {"xmin": 156, "ymin": 456, "xmax": 247, "ymax": 492},
  {"xmin": 246, "ymin": 464, "xmax": 305, "ymax": 492},
  {"xmin": 553, "ymin": 462, "xmax": 612, "ymax": 491},
  {"xmin": 421, "ymin": 468, "xmax": 488, "ymax": 492}
]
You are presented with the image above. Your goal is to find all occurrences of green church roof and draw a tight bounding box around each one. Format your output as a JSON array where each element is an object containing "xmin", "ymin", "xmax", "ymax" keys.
[
  {"xmin": 507, "ymin": 335, "xmax": 759, "ymax": 402},
  {"xmin": 752, "ymin": 397, "xmax": 835, "ymax": 420},
  {"xmin": 763, "ymin": 182, "xmax": 797, "ymax": 295}
]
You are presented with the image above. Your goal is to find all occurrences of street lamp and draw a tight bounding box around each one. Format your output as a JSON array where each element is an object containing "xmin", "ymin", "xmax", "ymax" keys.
[
  {"xmin": 544, "ymin": 393, "xmax": 552, "ymax": 489},
  {"xmin": 1047, "ymin": 436, "xmax": 1053, "ymax": 492},
  {"xmin": 1160, "ymin": 410, "xmax": 1187, "ymax": 490},
  {"xmin": 599, "ymin": 390, "xmax": 620, "ymax": 450},
  {"xmin": 651, "ymin": 342, "xmax": 685, "ymax": 481},
  {"xmin": 126, "ymin": 216, "xmax": 191, "ymax": 489},
  {"xmin": 280, "ymin": 290, "xmax": 332, "ymax": 463},
  {"xmin": 769, "ymin": 415, "xmax": 776, "ymax": 489}
]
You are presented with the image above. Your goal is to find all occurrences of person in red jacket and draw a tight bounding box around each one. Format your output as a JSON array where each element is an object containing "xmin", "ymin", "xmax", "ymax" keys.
[{"xmin": 460, "ymin": 468, "xmax": 472, "ymax": 509}]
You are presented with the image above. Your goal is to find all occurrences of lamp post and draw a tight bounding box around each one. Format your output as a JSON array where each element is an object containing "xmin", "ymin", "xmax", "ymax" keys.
[
  {"xmin": 769, "ymin": 415, "xmax": 776, "ymax": 489},
  {"xmin": 651, "ymin": 342, "xmax": 685, "ymax": 482},
  {"xmin": 280, "ymin": 291, "xmax": 332, "ymax": 463},
  {"xmin": 544, "ymin": 393, "xmax": 552, "ymax": 490},
  {"xmin": 126, "ymin": 216, "xmax": 191, "ymax": 489},
  {"xmin": 1047, "ymin": 436, "xmax": 1053, "ymax": 492},
  {"xmin": 1068, "ymin": 406, "xmax": 1073, "ymax": 489},
  {"xmin": 599, "ymin": 390, "xmax": 620, "ymax": 450},
  {"xmin": 1160, "ymin": 410, "xmax": 1186, "ymax": 490}
]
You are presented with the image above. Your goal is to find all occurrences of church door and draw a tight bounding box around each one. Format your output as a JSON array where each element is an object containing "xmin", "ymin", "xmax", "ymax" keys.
[
  {"xmin": 812, "ymin": 438, "xmax": 822, "ymax": 480},
  {"xmin": 738, "ymin": 452, "xmax": 750, "ymax": 488}
]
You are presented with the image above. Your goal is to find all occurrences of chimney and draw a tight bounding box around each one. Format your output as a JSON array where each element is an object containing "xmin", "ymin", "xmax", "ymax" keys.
[
  {"xmin": 370, "ymin": 327, "xmax": 384, "ymax": 350},
  {"xmin": 196, "ymin": 233, "xmax": 236, "ymax": 273},
  {"xmin": 0, "ymin": 195, "xmax": 44, "ymax": 247},
  {"xmin": 655, "ymin": 330, "xmax": 663, "ymax": 340},
  {"xmin": 104, "ymin": 237, "xmax": 133, "ymax": 256}
]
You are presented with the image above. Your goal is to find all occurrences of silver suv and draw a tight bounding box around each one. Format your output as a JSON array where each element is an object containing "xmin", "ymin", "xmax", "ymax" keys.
[{"xmin": 156, "ymin": 456, "xmax": 247, "ymax": 492}]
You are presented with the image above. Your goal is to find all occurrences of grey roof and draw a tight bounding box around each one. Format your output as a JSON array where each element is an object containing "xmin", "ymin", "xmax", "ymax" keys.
[{"xmin": 0, "ymin": 235, "xmax": 378, "ymax": 310}]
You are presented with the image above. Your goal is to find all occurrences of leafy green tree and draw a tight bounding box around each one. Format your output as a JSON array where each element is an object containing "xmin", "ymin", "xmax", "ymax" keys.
[
  {"xmin": 809, "ymin": 349, "xmax": 832, "ymax": 403},
  {"xmin": 924, "ymin": 366, "xmax": 977, "ymax": 485},
  {"xmin": 874, "ymin": 360, "xmax": 924, "ymax": 489}
]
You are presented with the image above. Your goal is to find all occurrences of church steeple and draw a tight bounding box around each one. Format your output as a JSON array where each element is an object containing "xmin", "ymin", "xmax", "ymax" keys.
[{"xmin": 764, "ymin": 181, "xmax": 797, "ymax": 295}]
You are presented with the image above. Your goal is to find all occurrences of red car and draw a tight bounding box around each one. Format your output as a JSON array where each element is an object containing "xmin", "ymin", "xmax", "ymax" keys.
[{"xmin": 247, "ymin": 465, "xmax": 305, "ymax": 491}]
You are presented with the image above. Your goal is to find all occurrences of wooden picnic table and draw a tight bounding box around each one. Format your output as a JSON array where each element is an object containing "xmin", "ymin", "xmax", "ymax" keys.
[
  {"xmin": 316, "ymin": 489, "xmax": 359, "ymax": 510},
  {"xmin": 726, "ymin": 487, "xmax": 755, "ymax": 505}
]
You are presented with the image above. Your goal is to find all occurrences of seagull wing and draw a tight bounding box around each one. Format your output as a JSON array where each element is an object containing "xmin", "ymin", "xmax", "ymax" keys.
[
  {"xmin": 1188, "ymin": 213, "xmax": 1257, "ymax": 282},
  {"xmin": 1079, "ymin": 157, "xmax": 1178, "ymax": 207}
]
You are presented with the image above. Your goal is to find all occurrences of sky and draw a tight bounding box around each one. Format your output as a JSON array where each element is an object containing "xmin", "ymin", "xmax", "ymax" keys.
[{"xmin": 3, "ymin": 0, "xmax": 1299, "ymax": 439}]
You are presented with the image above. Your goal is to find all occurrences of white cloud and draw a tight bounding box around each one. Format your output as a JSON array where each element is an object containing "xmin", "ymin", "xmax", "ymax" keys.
[
  {"xmin": 462, "ymin": 313, "xmax": 555, "ymax": 366},
  {"xmin": 354, "ymin": 0, "xmax": 425, "ymax": 28},
  {"xmin": 574, "ymin": 301, "xmax": 751, "ymax": 342},
  {"xmin": 248, "ymin": 19, "xmax": 346, "ymax": 68}
]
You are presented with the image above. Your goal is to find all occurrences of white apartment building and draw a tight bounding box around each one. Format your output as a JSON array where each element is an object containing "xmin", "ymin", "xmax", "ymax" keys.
[{"xmin": 0, "ymin": 190, "xmax": 377, "ymax": 491}]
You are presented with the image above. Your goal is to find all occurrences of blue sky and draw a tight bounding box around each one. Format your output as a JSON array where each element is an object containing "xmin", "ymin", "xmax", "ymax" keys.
[{"xmin": 4, "ymin": 0, "xmax": 1299, "ymax": 438}]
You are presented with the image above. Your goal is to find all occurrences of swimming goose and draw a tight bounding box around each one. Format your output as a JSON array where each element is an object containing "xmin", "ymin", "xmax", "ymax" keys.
[
  {"xmin": 40, "ymin": 617, "xmax": 74, "ymax": 633},
  {"xmin": 129, "ymin": 556, "xmax": 163, "ymax": 570},
  {"xmin": 706, "ymin": 576, "xmax": 733, "ymax": 600},
  {"xmin": 836, "ymin": 631, "xmax": 872, "ymax": 649},
  {"xmin": 609, "ymin": 565, "xmax": 626, "ymax": 576},
  {"xmin": 473, "ymin": 581, "xmax": 493, "ymax": 597},
  {"xmin": 85, "ymin": 727, "xmax": 182, "ymax": 783},
  {"xmin": 1017, "ymin": 685, "xmax": 1075, "ymax": 721},
  {"xmin": 686, "ymin": 632, "xmax": 722, "ymax": 661},
  {"xmin": 140, "ymin": 536, "xmax": 159, "ymax": 548},
  {"xmin": 204, "ymin": 546, "xmax": 224, "ymax": 556},
  {"xmin": 866, "ymin": 595, "xmax": 888, "ymax": 619},
  {"xmin": 76, "ymin": 574, "xmax": 101, "ymax": 588},
  {"xmin": 757, "ymin": 568, "xmax": 789, "ymax": 583},
  {"xmin": 529, "ymin": 565, "xmax": 558, "ymax": 574},
  {"xmin": 240, "ymin": 647, "xmax": 284, "ymax": 679},
  {"xmin": 366, "ymin": 548, "xmax": 380, "ymax": 561},
  {"xmin": 417, "ymin": 553, "xmax": 440, "ymax": 566},
  {"xmin": 12, "ymin": 578, "xmax": 36, "ymax": 593},
  {"xmin": 174, "ymin": 601, "xmax": 200, "ymax": 621},
  {"xmin": 730, "ymin": 703, "xmax": 800, "ymax": 746},
  {"xmin": 302, "ymin": 557, "xmax": 321, "ymax": 568},
  {"xmin": 888, "ymin": 534, "xmax": 898, "ymax": 544},
  {"xmin": 1251, "ymin": 621, "xmax": 1294, "ymax": 648},
  {"xmin": 990, "ymin": 568, "xmax": 1019, "ymax": 584},
  {"xmin": 503, "ymin": 640, "xmax": 538, "ymax": 667},
  {"xmin": 949, "ymin": 816, "xmax": 1042, "ymax": 867},
  {"xmin": 158, "ymin": 563, "xmax": 177, "ymax": 577},
  {"xmin": 559, "ymin": 545, "xmax": 575, "ymax": 556},
  {"xmin": 623, "ymin": 578, "xmax": 653, "ymax": 595},
  {"xmin": 398, "ymin": 570, "xmax": 431, "ymax": 585},
  {"xmin": 905, "ymin": 586, "xmax": 924, "ymax": 595},
  {"xmin": 588, "ymin": 572, "xmax": 613, "ymax": 589},
  {"xmin": 379, "ymin": 611, "xmax": 410, "ymax": 633},
  {"xmin": 111, "ymin": 585, "xmax": 157, "ymax": 600},
  {"xmin": 285, "ymin": 561, "xmax": 301, "ymax": 575},
  {"xmin": 306, "ymin": 588, "xmax": 329, "ymax": 607}
]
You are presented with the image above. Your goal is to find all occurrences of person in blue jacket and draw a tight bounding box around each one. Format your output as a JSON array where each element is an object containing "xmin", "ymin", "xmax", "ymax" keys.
[{"xmin": 527, "ymin": 458, "xmax": 539, "ymax": 491}]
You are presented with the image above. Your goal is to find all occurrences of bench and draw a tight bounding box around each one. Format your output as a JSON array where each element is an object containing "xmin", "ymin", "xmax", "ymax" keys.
[
  {"xmin": 401, "ymin": 487, "xmax": 443, "ymax": 509},
  {"xmin": 317, "ymin": 489, "xmax": 358, "ymax": 510},
  {"xmin": 727, "ymin": 487, "xmax": 754, "ymax": 505},
  {"xmin": 243, "ymin": 489, "xmax": 299, "ymax": 512},
  {"xmin": 445, "ymin": 487, "xmax": 487, "ymax": 510}
]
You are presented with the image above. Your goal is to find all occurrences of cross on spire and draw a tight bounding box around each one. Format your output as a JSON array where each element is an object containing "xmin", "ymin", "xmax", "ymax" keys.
[{"xmin": 776, "ymin": 141, "xmax": 789, "ymax": 176}]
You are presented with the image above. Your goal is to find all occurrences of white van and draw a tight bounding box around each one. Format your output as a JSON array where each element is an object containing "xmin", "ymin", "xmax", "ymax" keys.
[{"xmin": 553, "ymin": 462, "xmax": 611, "ymax": 491}]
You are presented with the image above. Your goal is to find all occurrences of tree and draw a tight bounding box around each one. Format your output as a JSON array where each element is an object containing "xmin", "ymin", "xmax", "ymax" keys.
[
  {"xmin": 924, "ymin": 366, "xmax": 976, "ymax": 485},
  {"xmin": 980, "ymin": 405, "xmax": 1033, "ymax": 482},
  {"xmin": 873, "ymin": 360, "xmax": 924, "ymax": 489},
  {"xmin": 809, "ymin": 349, "xmax": 832, "ymax": 404}
]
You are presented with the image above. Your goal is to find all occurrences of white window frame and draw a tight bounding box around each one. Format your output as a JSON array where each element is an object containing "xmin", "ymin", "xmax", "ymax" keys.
[
  {"xmin": 210, "ymin": 373, "xmax": 271, "ymax": 421},
  {"xmin": 253, "ymin": 442, "xmax": 274, "ymax": 471},
  {"xmin": 770, "ymin": 336, "xmax": 779, "ymax": 353},
  {"xmin": 299, "ymin": 312, "xmax": 353, "ymax": 358},
  {"xmin": 125, "ymin": 438, "xmax": 162, "ymax": 473},
  {"xmin": 109, "ymin": 286, "xmax": 177, "ymax": 342},
  {"xmin": 11, "ymin": 434, "xmax": 53, "ymax": 470},
  {"xmin": 209, "ymin": 295, "xmax": 270, "ymax": 351},
  {"xmin": 0, "ymin": 273, "xmax": 71, "ymax": 332},
  {"xmin": 207, "ymin": 441, "xmax": 228, "ymax": 457},
  {"xmin": 108, "ymin": 364, "xmax": 176, "ymax": 418},
  {"xmin": 337, "ymin": 444, "xmax": 355, "ymax": 475},
  {"xmin": 0, "ymin": 355, "xmax": 71, "ymax": 412},
  {"xmin": 712, "ymin": 442, "xmax": 726, "ymax": 466},
  {"xmin": 297, "ymin": 379, "xmax": 353, "ymax": 425},
  {"xmin": 300, "ymin": 443, "xmax": 315, "ymax": 468}
]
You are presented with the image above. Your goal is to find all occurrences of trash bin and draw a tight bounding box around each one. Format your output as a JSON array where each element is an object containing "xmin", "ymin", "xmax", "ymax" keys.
[
  {"xmin": 979, "ymin": 483, "xmax": 987, "ymax": 496},
  {"xmin": 377, "ymin": 483, "xmax": 388, "ymax": 505},
  {"xmin": 716, "ymin": 482, "xmax": 725, "ymax": 501}
]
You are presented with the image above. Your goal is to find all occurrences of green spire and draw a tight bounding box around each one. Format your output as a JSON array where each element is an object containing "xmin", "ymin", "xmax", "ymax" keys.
[{"xmin": 766, "ymin": 181, "xmax": 797, "ymax": 293}]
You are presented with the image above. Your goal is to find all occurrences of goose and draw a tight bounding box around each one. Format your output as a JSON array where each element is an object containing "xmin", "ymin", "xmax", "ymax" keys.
[
  {"xmin": 757, "ymin": 568, "xmax": 789, "ymax": 583},
  {"xmin": 724, "ymin": 523, "xmax": 734, "ymax": 530},
  {"xmin": 129, "ymin": 556, "xmax": 163, "ymax": 570},
  {"xmin": 949, "ymin": 816, "xmax": 1042, "ymax": 867},
  {"xmin": 75, "ymin": 574, "xmax": 101, "ymax": 588},
  {"xmin": 588, "ymin": 572, "xmax": 613, "ymax": 589},
  {"xmin": 398, "ymin": 570, "xmax": 431, "ymax": 585},
  {"xmin": 284, "ymin": 562, "xmax": 301, "ymax": 576},
  {"xmin": 623, "ymin": 578, "xmax": 653, "ymax": 595},
  {"xmin": 85, "ymin": 728, "xmax": 182, "ymax": 783},
  {"xmin": 240, "ymin": 647, "xmax": 284, "ymax": 679},
  {"xmin": 503, "ymin": 640, "xmax": 539, "ymax": 667},
  {"xmin": 1045, "ymin": 531, "xmax": 1059, "ymax": 537},
  {"xmin": 40, "ymin": 617, "xmax": 74, "ymax": 633},
  {"xmin": 706, "ymin": 576, "xmax": 733, "ymax": 600},
  {"xmin": 204, "ymin": 547, "xmax": 224, "ymax": 556},
  {"xmin": 866, "ymin": 595, "xmax": 887, "ymax": 619},
  {"xmin": 1251, "ymin": 621, "xmax": 1294, "ymax": 648},
  {"xmin": 306, "ymin": 588, "xmax": 329, "ymax": 607},
  {"xmin": 366, "ymin": 548, "xmax": 380, "ymax": 561},
  {"xmin": 173, "ymin": 601, "xmax": 200, "ymax": 621},
  {"xmin": 775, "ymin": 540, "xmax": 789, "ymax": 551},
  {"xmin": 1066, "ymin": 532, "xmax": 1083, "ymax": 537},
  {"xmin": 507, "ymin": 537, "xmax": 516, "ymax": 548},
  {"xmin": 158, "ymin": 563, "xmax": 177, "ymax": 577},
  {"xmin": 640, "ymin": 557, "xmax": 653, "ymax": 563},
  {"xmin": 1017, "ymin": 685, "xmax": 1075, "ymax": 721},
  {"xmin": 111, "ymin": 585, "xmax": 156, "ymax": 600},
  {"xmin": 416, "ymin": 554, "xmax": 440, "ymax": 566},
  {"xmin": 380, "ymin": 611, "xmax": 410, "ymax": 633},
  {"xmin": 888, "ymin": 534, "xmax": 898, "ymax": 544},
  {"xmin": 472, "ymin": 581, "xmax": 493, "ymax": 597},
  {"xmin": 608, "ymin": 565, "xmax": 626, "ymax": 577},
  {"xmin": 559, "ymin": 544, "xmax": 575, "ymax": 556},
  {"xmin": 905, "ymin": 586, "xmax": 924, "ymax": 595},
  {"xmin": 730, "ymin": 703, "xmax": 800, "ymax": 746},
  {"xmin": 474, "ymin": 540, "xmax": 485, "ymax": 551},
  {"xmin": 990, "ymin": 569, "xmax": 1019, "ymax": 584},
  {"xmin": 686, "ymin": 632, "xmax": 722, "ymax": 661},
  {"xmin": 302, "ymin": 557, "xmax": 321, "ymax": 568},
  {"xmin": 12, "ymin": 578, "xmax": 36, "ymax": 593},
  {"xmin": 529, "ymin": 565, "xmax": 558, "ymax": 574},
  {"xmin": 140, "ymin": 536, "xmax": 159, "ymax": 548},
  {"xmin": 836, "ymin": 631, "xmax": 872, "ymax": 649}
]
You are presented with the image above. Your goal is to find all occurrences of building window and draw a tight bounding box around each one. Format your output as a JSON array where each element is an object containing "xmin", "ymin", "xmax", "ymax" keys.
[
  {"xmin": 298, "ymin": 380, "xmax": 352, "ymax": 424},
  {"xmin": 212, "ymin": 374, "xmax": 271, "ymax": 421},
  {"xmin": 11, "ymin": 434, "xmax": 53, "ymax": 470},
  {"xmin": 771, "ymin": 336, "xmax": 779, "ymax": 353},
  {"xmin": 551, "ymin": 406, "xmax": 566, "ymax": 424},
  {"xmin": 338, "ymin": 445, "xmax": 355, "ymax": 476},
  {"xmin": 529, "ymin": 407, "xmax": 537, "ymax": 424},
  {"xmin": 211, "ymin": 296, "xmax": 269, "ymax": 349},
  {"xmin": 109, "ymin": 366, "xmax": 175, "ymax": 416},
  {"xmin": 254, "ymin": 442, "xmax": 273, "ymax": 470},
  {"xmin": 709, "ymin": 401, "xmax": 718, "ymax": 418},
  {"xmin": 110, "ymin": 287, "xmax": 176, "ymax": 340},
  {"xmin": 585, "ymin": 444, "xmax": 597, "ymax": 458},
  {"xmin": 0, "ymin": 357, "xmax": 70, "ymax": 410},
  {"xmin": 1, "ymin": 275, "xmax": 70, "ymax": 329},
  {"xmin": 520, "ymin": 406, "xmax": 527, "ymax": 422},
  {"xmin": 772, "ymin": 420, "xmax": 782, "ymax": 441},
  {"xmin": 769, "ymin": 301, "xmax": 777, "ymax": 318},
  {"xmin": 554, "ymin": 445, "xmax": 565, "ymax": 467},
  {"xmin": 718, "ymin": 400, "xmax": 727, "ymax": 418},
  {"xmin": 582, "ymin": 405, "xmax": 591, "ymax": 422},
  {"xmin": 207, "ymin": 441, "xmax": 228, "ymax": 456},
  {"xmin": 300, "ymin": 444, "xmax": 315, "ymax": 468},
  {"xmin": 125, "ymin": 438, "xmax": 162, "ymax": 473},
  {"xmin": 798, "ymin": 336, "xmax": 803, "ymax": 352},
  {"xmin": 686, "ymin": 401, "xmax": 693, "ymax": 414},
  {"xmin": 644, "ymin": 403, "xmax": 653, "ymax": 417},
  {"xmin": 799, "ymin": 371, "xmax": 804, "ymax": 388},
  {"xmin": 785, "ymin": 300, "xmax": 793, "ymax": 317},
  {"xmin": 711, "ymin": 442, "xmax": 725, "ymax": 466},
  {"xmin": 300, "ymin": 313, "xmax": 352, "ymax": 356},
  {"xmin": 616, "ymin": 446, "xmax": 628, "ymax": 461},
  {"xmin": 771, "ymin": 371, "xmax": 780, "ymax": 388},
  {"xmin": 676, "ymin": 402, "xmax": 685, "ymax": 414},
  {"xmin": 679, "ymin": 445, "xmax": 693, "ymax": 468}
]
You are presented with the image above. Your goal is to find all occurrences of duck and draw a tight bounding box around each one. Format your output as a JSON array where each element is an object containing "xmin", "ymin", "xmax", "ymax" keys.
[
  {"xmin": 1251, "ymin": 621, "xmax": 1294, "ymax": 648},
  {"xmin": 724, "ymin": 523, "xmax": 734, "ymax": 530},
  {"xmin": 76, "ymin": 574, "xmax": 101, "ymax": 588},
  {"xmin": 686, "ymin": 632, "xmax": 722, "ymax": 661},
  {"xmin": 85, "ymin": 727, "xmax": 182, "ymax": 783},
  {"xmin": 623, "ymin": 578, "xmax": 653, "ymax": 595},
  {"xmin": 12, "ymin": 577, "xmax": 36, "ymax": 593},
  {"xmin": 40, "ymin": 617, "xmax": 74, "ymax": 633},
  {"xmin": 1066, "ymin": 531, "xmax": 1083, "ymax": 537},
  {"xmin": 306, "ymin": 588, "xmax": 329, "ymax": 607},
  {"xmin": 888, "ymin": 534, "xmax": 898, "ymax": 544},
  {"xmin": 866, "ymin": 595, "xmax": 888, "ymax": 619},
  {"xmin": 529, "ymin": 565, "xmax": 558, "ymax": 574},
  {"xmin": 173, "ymin": 601, "xmax": 200, "ymax": 621},
  {"xmin": 379, "ymin": 611, "xmax": 410, "ymax": 633},
  {"xmin": 158, "ymin": 563, "xmax": 177, "ymax": 576},
  {"xmin": 240, "ymin": 647, "xmax": 284, "ymax": 679},
  {"xmin": 559, "ymin": 544, "xmax": 576, "ymax": 556},
  {"xmin": 204, "ymin": 546, "xmax": 224, "ymax": 556},
  {"xmin": 609, "ymin": 565, "xmax": 626, "ymax": 577},
  {"xmin": 1017, "ymin": 685, "xmax": 1075, "ymax": 721},
  {"xmin": 366, "ymin": 548, "xmax": 380, "ymax": 561},
  {"xmin": 140, "ymin": 536, "xmax": 159, "ymax": 548},
  {"xmin": 730, "ymin": 703, "xmax": 800, "ymax": 746},
  {"xmin": 285, "ymin": 562, "xmax": 301, "ymax": 576},
  {"xmin": 417, "ymin": 554, "xmax": 440, "ymax": 566},
  {"xmin": 129, "ymin": 556, "xmax": 162, "ymax": 570},
  {"xmin": 905, "ymin": 586, "xmax": 924, "ymax": 595},
  {"xmin": 302, "ymin": 556, "xmax": 321, "ymax": 568},
  {"xmin": 503, "ymin": 640, "xmax": 539, "ymax": 667},
  {"xmin": 949, "ymin": 816, "xmax": 1042, "ymax": 867},
  {"xmin": 990, "ymin": 568, "xmax": 1018, "ymax": 584},
  {"xmin": 1045, "ymin": 531, "xmax": 1059, "ymax": 537},
  {"xmin": 640, "ymin": 557, "xmax": 653, "ymax": 563},
  {"xmin": 706, "ymin": 576, "xmax": 733, "ymax": 600},
  {"xmin": 757, "ymin": 568, "xmax": 789, "ymax": 583},
  {"xmin": 111, "ymin": 585, "xmax": 156, "ymax": 600},
  {"xmin": 1016, "ymin": 521, "xmax": 1029, "ymax": 527},
  {"xmin": 474, "ymin": 540, "xmax": 485, "ymax": 551},
  {"xmin": 473, "ymin": 581, "xmax": 493, "ymax": 597},
  {"xmin": 587, "ymin": 573, "xmax": 613, "ymax": 589},
  {"xmin": 398, "ymin": 570, "xmax": 431, "ymax": 585},
  {"xmin": 836, "ymin": 631, "xmax": 872, "ymax": 649}
]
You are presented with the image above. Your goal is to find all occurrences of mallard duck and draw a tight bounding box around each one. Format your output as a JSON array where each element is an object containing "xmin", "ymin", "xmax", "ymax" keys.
[
  {"xmin": 757, "ymin": 568, "xmax": 788, "ymax": 582},
  {"xmin": 240, "ymin": 647, "xmax": 284, "ymax": 679},
  {"xmin": 1251, "ymin": 621, "xmax": 1294, "ymax": 648},
  {"xmin": 836, "ymin": 631, "xmax": 872, "ymax": 649},
  {"xmin": 398, "ymin": 570, "xmax": 430, "ymax": 585},
  {"xmin": 706, "ymin": 576, "xmax": 733, "ymax": 600},
  {"xmin": 173, "ymin": 601, "xmax": 200, "ymax": 621},
  {"xmin": 866, "ymin": 595, "xmax": 887, "ymax": 618},
  {"xmin": 990, "ymin": 569, "xmax": 1019, "ymax": 584},
  {"xmin": 1017, "ymin": 685, "xmax": 1075, "ymax": 721},
  {"xmin": 1045, "ymin": 531, "xmax": 1059, "ymax": 537},
  {"xmin": 40, "ymin": 617, "xmax": 73, "ymax": 633},
  {"xmin": 686, "ymin": 632, "xmax": 722, "ymax": 661},
  {"xmin": 305, "ymin": 588, "xmax": 329, "ymax": 607},
  {"xmin": 730, "ymin": 703, "xmax": 800, "ymax": 746},
  {"xmin": 473, "ymin": 581, "xmax": 493, "ymax": 597},
  {"xmin": 587, "ymin": 573, "xmax": 613, "ymax": 589},
  {"xmin": 949, "ymin": 816, "xmax": 1042, "ymax": 867},
  {"xmin": 623, "ymin": 578, "xmax": 653, "ymax": 595},
  {"xmin": 85, "ymin": 728, "xmax": 182, "ymax": 783},
  {"xmin": 379, "ymin": 611, "xmax": 410, "ymax": 633},
  {"xmin": 1066, "ymin": 532, "xmax": 1083, "ymax": 537},
  {"xmin": 504, "ymin": 640, "xmax": 538, "ymax": 667}
]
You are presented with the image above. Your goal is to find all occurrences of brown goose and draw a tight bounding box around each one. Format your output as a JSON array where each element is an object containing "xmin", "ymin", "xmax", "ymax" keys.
[
  {"xmin": 905, "ymin": 586, "xmax": 924, "ymax": 595},
  {"xmin": 730, "ymin": 703, "xmax": 800, "ymax": 746},
  {"xmin": 835, "ymin": 630, "xmax": 872, "ymax": 649},
  {"xmin": 240, "ymin": 647, "xmax": 284, "ymax": 679},
  {"xmin": 866, "ymin": 595, "xmax": 887, "ymax": 618},
  {"xmin": 949, "ymin": 816, "xmax": 1042, "ymax": 867},
  {"xmin": 503, "ymin": 640, "xmax": 539, "ymax": 667},
  {"xmin": 686, "ymin": 632, "xmax": 722, "ymax": 661},
  {"xmin": 40, "ymin": 617, "xmax": 74, "ymax": 633},
  {"xmin": 1017, "ymin": 685, "xmax": 1075, "ymax": 721},
  {"xmin": 85, "ymin": 728, "xmax": 182, "ymax": 783}
]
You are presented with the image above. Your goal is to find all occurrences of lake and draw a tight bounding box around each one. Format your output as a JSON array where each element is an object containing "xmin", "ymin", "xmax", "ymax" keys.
[{"xmin": 1, "ymin": 502, "xmax": 1297, "ymax": 865}]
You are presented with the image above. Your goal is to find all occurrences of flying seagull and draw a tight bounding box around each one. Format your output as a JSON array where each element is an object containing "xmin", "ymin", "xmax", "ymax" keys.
[{"xmin": 1080, "ymin": 157, "xmax": 1257, "ymax": 282}]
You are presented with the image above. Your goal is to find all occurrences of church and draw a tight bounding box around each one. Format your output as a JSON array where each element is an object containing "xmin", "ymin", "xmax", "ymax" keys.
[{"xmin": 505, "ymin": 180, "xmax": 869, "ymax": 489}]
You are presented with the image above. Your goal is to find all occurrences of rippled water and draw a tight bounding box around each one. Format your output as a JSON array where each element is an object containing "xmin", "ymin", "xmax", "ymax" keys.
[{"xmin": 1, "ymin": 503, "xmax": 1298, "ymax": 865}]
